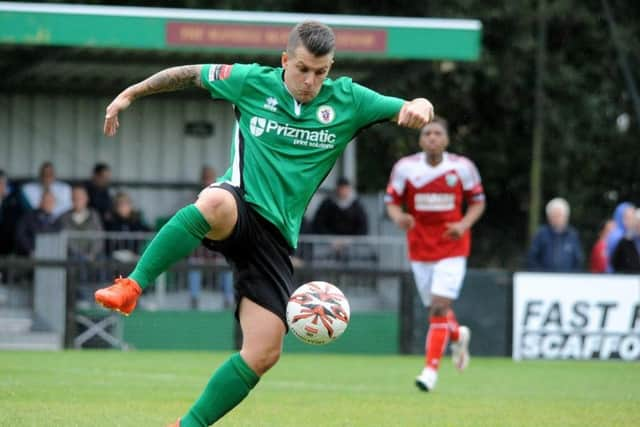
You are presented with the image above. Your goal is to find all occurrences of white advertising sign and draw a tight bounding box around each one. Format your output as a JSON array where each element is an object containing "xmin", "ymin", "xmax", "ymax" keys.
[{"xmin": 513, "ymin": 273, "xmax": 640, "ymax": 360}]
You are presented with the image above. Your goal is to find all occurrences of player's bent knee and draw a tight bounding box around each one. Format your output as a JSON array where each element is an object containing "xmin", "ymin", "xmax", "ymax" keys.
[
  {"xmin": 241, "ymin": 346, "xmax": 281, "ymax": 376},
  {"xmin": 195, "ymin": 188, "xmax": 237, "ymax": 240}
]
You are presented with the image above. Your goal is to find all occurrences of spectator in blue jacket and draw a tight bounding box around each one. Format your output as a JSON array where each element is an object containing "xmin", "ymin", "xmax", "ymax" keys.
[
  {"xmin": 526, "ymin": 197, "xmax": 584, "ymax": 272},
  {"xmin": 605, "ymin": 201, "xmax": 635, "ymax": 272}
]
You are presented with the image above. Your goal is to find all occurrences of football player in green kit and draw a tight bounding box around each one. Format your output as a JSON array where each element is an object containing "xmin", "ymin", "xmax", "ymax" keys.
[{"xmin": 96, "ymin": 21, "xmax": 434, "ymax": 426}]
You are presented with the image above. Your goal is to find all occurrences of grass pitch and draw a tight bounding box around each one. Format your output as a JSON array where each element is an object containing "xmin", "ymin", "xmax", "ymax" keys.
[{"xmin": 1, "ymin": 351, "xmax": 638, "ymax": 427}]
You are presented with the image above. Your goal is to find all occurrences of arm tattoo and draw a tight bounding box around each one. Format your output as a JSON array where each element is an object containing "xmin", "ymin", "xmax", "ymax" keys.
[{"xmin": 130, "ymin": 65, "xmax": 203, "ymax": 99}]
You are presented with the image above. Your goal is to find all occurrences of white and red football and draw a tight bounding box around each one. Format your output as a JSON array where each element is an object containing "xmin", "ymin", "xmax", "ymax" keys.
[{"xmin": 286, "ymin": 281, "xmax": 350, "ymax": 345}]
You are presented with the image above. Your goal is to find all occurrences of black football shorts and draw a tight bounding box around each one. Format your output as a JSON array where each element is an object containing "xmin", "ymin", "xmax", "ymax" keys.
[{"xmin": 202, "ymin": 182, "xmax": 294, "ymax": 328}]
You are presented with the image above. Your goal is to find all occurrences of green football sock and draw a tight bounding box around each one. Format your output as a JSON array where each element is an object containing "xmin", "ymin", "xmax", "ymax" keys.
[
  {"xmin": 180, "ymin": 353, "xmax": 260, "ymax": 427},
  {"xmin": 129, "ymin": 204, "xmax": 210, "ymax": 288}
]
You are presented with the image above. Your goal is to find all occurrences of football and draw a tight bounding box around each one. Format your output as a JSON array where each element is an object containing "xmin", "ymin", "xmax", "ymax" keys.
[{"xmin": 286, "ymin": 281, "xmax": 351, "ymax": 345}]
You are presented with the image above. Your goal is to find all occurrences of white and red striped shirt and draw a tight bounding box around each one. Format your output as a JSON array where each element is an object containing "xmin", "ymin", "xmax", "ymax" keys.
[{"xmin": 385, "ymin": 152, "xmax": 484, "ymax": 261}]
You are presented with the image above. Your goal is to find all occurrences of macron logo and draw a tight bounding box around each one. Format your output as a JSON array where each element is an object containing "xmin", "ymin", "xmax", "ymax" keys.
[{"xmin": 250, "ymin": 117, "xmax": 267, "ymax": 136}]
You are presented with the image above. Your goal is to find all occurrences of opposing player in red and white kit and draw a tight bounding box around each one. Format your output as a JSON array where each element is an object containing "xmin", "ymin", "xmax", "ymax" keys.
[{"xmin": 385, "ymin": 117, "xmax": 485, "ymax": 392}]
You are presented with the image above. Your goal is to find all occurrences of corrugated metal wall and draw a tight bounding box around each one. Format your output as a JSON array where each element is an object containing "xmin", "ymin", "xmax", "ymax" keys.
[
  {"xmin": 0, "ymin": 93, "xmax": 234, "ymax": 182},
  {"xmin": 0, "ymin": 93, "xmax": 354, "ymax": 225},
  {"xmin": 0, "ymin": 93, "xmax": 237, "ymax": 223}
]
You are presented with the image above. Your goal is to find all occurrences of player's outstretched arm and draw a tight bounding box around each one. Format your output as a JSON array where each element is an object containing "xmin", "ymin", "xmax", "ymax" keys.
[
  {"xmin": 104, "ymin": 65, "xmax": 204, "ymax": 136},
  {"xmin": 395, "ymin": 98, "xmax": 435, "ymax": 129}
]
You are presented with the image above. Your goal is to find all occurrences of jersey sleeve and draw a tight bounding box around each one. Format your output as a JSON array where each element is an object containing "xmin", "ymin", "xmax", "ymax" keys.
[
  {"xmin": 200, "ymin": 63, "xmax": 253, "ymax": 103},
  {"xmin": 352, "ymin": 82, "xmax": 405, "ymax": 128},
  {"xmin": 458, "ymin": 158, "xmax": 485, "ymax": 204},
  {"xmin": 384, "ymin": 160, "xmax": 407, "ymax": 206}
]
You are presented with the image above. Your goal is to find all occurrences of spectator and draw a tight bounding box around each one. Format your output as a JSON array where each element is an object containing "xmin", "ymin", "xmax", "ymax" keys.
[
  {"xmin": 610, "ymin": 208, "xmax": 640, "ymax": 273},
  {"xmin": 22, "ymin": 161, "xmax": 72, "ymax": 219},
  {"xmin": 85, "ymin": 162, "xmax": 113, "ymax": 223},
  {"xmin": 312, "ymin": 177, "xmax": 368, "ymax": 235},
  {"xmin": 15, "ymin": 190, "xmax": 61, "ymax": 256},
  {"xmin": 526, "ymin": 197, "xmax": 584, "ymax": 272},
  {"xmin": 605, "ymin": 201, "xmax": 635, "ymax": 272},
  {"xmin": 589, "ymin": 219, "xmax": 615, "ymax": 273},
  {"xmin": 104, "ymin": 191, "xmax": 150, "ymax": 260},
  {"xmin": 57, "ymin": 186, "xmax": 104, "ymax": 262},
  {"xmin": 0, "ymin": 170, "xmax": 29, "ymax": 255},
  {"xmin": 59, "ymin": 186, "xmax": 105, "ymax": 303}
]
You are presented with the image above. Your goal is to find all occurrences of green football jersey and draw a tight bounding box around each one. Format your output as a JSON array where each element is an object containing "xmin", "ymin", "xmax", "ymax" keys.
[{"xmin": 200, "ymin": 63, "xmax": 405, "ymax": 248}]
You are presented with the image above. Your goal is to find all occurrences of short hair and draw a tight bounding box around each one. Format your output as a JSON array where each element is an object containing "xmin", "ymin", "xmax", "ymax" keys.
[
  {"xmin": 287, "ymin": 21, "xmax": 335, "ymax": 57},
  {"xmin": 546, "ymin": 197, "xmax": 570, "ymax": 218},
  {"xmin": 422, "ymin": 116, "xmax": 449, "ymax": 136},
  {"xmin": 0, "ymin": 169, "xmax": 6, "ymax": 180},
  {"xmin": 93, "ymin": 162, "xmax": 110, "ymax": 175}
]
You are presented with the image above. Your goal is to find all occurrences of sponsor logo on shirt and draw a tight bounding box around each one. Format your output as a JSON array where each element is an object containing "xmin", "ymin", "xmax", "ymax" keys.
[
  {"xmin": 263, "ymin": 97, "xmax": 278, "ymax": 112},
  {"xmin": 208, "ymin": 64, "xmax": 232, "ymax": 82},
  {"xmin": 316, "ymin": 105, "xmax": 335, "ymax": 124},
  {"xmin": 250, "ymin": 117, "xmax": 267, "ymax": 137},
  {"xmin": 414, "ymin": 193, "xmax": 455, "ymax": 212},
  {"xmin": 248, "ymin": 116, "xmax": 337, "ymax": 149}
]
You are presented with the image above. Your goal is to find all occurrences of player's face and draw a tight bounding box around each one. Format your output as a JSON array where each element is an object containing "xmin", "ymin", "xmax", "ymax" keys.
[
  {"xmin": 419, "ymin": 123, "xmax": 449, "ymax": 155},
  {"xmin": 282, "ymin": 45, "xmax": 334, "ymax": 104}
]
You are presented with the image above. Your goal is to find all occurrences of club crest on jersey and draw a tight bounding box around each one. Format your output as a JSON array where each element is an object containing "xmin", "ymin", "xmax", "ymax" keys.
[
  {"xmin": 263, "ymin": 97, "xmax": 278, "ymax": 112},
  {"xmin": 445, "ymin": 173, "xmax": 458, "ymax": 187},
  {"xmin": 316, "ymin": 105, "xmax": 335, "ymax": 124}
]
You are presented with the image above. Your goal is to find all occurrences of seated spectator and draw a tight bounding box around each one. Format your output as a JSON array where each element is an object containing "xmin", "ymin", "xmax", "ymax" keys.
[
  {"xmin": 526, "ymin": 197, "xmax": 583, "ymax": 272},
  {"xmin": 312, "ymin": 178, "xmax": 371, "ymax": 263},
  {"xmin": 15, "ymin": 190, "xmax": 61, "ymax": 256},
  {"xmin": 312, "ymin": 177, "xmax": 368, "ymax": 235},
  {"xmin": 605, "ymin": 202, "xmax": 635, "ymax": 272},
  {"xmin": 22, "ymin": 161, "xmax": 72, "ymax": 219},
  {"xmin": 104, "ymin": 191, "xmax": 150, "ymax": 260},
  {"xmin": 57, "ymin": 186, "xmax": 104, "ymax": 262},
  {"xmin": 610, "ymin": 208, "xmax": 640, "ymax": 273},
  {"xmin": 589, "ymin": 219, "xmax": 615, "ymax": 273},
  {"xmin": 85, "ymin": 162, "xmax": 113, "ymax": 224},
  {"xmin": 0, "ymin": 170, "xmax": 29, "ymax": 256}
]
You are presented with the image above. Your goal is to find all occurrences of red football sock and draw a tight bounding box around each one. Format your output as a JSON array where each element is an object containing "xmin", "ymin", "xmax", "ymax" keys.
[
  {"xmin": 425, "ymin": 316, "xmax": 449, "ymax": 370},
  {"xmin": 447, "ymin": 309, "xmax": 460, "ymax": 342}
]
